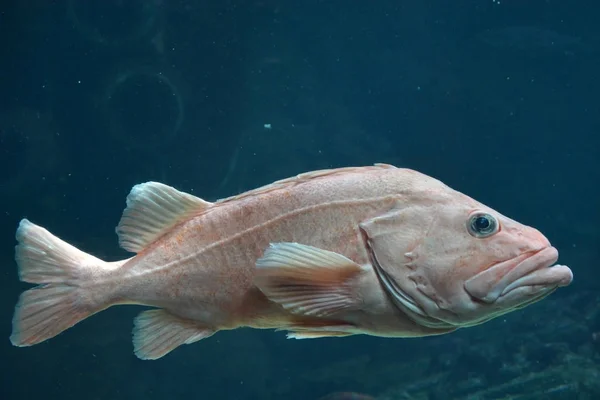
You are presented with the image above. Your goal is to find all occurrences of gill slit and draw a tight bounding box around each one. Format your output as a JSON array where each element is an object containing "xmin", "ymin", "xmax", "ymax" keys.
[{"xmin": 363, "ymin": 232, "xmax": 452, "ymax": 329}]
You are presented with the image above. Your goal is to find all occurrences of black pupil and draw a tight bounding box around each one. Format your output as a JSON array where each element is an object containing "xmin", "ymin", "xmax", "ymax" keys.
[{"xmin": 475, "ymin": 216, "xmax": 490, "ymax": 231}]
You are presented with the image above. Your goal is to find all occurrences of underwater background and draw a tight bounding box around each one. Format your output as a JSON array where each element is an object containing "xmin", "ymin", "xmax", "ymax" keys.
[{"xmin": 1, "ymin": 1, "xmax": 599, "ymax": 399}]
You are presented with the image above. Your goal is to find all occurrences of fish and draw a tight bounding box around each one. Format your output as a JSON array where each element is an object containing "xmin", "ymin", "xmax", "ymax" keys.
[{"xmin": 9, "ymin": 163, "xmax": 573, "ymax": 360}]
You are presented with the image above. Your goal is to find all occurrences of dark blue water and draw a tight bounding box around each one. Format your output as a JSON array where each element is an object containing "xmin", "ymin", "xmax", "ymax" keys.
[{"xmin": 1, "ymin": 1, "xmax": 599, "ymax": 399}]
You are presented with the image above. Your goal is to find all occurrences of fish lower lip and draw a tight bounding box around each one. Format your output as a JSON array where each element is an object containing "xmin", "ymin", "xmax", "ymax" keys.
[
  {"xmin": 500, "ymin": 264, "xmax": 573, "ymax": 296},
  {"xmin": 464, "ymin": 247, "xmax": 562, "ymax": 303}
]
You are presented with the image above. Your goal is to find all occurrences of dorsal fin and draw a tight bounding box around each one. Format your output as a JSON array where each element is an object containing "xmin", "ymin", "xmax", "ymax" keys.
[
  {"xmin": 216, "ymin": 163, "xmax": 397, "ymax": 204},
  {"xmin": 116, "ymin": 182, "xmax": 212, "ymax": 253}
]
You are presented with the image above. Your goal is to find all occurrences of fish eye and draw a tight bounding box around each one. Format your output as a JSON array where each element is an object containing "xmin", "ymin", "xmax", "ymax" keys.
[{"xmin": 467, "ymin": 212, "xmax": 498, "ymax": 238}]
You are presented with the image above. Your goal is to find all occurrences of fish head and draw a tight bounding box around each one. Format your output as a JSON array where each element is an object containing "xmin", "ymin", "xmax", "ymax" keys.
[{"xmin": 361, "ymin": 189, "xmax": 573, "ymax": 329}]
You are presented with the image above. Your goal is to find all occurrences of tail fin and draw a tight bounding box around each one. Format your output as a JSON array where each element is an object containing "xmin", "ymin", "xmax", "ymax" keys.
[{"xmin": 11, "ymin": 219, "xmax": 122, "ymax": 347}]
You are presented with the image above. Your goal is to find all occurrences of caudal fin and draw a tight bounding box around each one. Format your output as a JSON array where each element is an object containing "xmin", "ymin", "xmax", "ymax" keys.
[{"xmin": 11, "ymin": 219, "xmax": 122, "ymax": 347}]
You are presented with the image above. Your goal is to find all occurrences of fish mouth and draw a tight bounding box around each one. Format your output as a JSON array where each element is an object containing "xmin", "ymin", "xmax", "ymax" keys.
[{"xmin": 464, "ymin": 247, "xmax": 573, "ymax": 304}]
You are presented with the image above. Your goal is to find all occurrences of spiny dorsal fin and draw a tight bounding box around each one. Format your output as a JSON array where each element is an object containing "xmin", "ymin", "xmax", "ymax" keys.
[
  {"xmin": 116, "ymin": 182, "xmax": 212, "ymax": 253},
  {"xmin": 216, "ymin": 163, "xmax": 397, "ymax": 204}
]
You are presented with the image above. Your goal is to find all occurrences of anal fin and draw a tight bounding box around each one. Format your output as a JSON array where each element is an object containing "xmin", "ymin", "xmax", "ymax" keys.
[{"xmin": 132, "ymin": 309, "xmax": 214, "ymax": 360}]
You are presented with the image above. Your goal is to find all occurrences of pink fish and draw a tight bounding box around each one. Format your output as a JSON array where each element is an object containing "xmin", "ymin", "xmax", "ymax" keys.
[{"xmin": 10, "ymin": 164, "xmax": 573, "ymax": 359}]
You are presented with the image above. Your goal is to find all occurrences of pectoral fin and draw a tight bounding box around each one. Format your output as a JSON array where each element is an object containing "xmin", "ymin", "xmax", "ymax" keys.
[{"xmin": 254, "ymin": 243, "xmax": 364, "ymax": 317}]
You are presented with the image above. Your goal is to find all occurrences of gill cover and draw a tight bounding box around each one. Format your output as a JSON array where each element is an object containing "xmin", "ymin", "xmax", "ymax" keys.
[{"xmin": 359, "ymin": 206, "xmax": 454, "ymax": 329}]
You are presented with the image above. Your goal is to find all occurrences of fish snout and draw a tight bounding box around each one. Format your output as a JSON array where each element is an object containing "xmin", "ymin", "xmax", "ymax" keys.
[{"xmin": 522, "ymin": 226, "xmax": 552, "ymax": 252}]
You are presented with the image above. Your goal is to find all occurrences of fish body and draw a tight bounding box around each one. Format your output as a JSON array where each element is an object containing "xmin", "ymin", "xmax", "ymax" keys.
[{"xmin": 10, "ymin": 164, "xmax": 573, "ymax": 359}]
